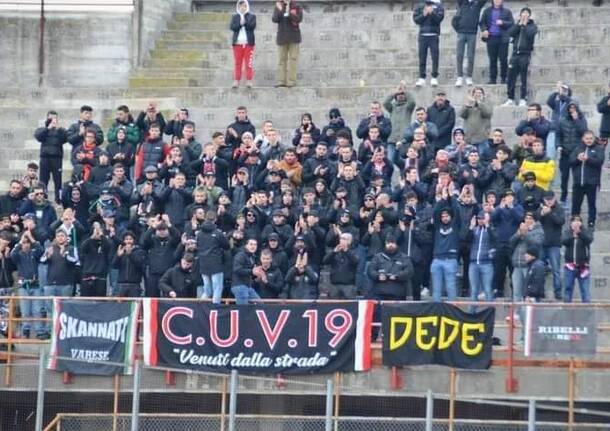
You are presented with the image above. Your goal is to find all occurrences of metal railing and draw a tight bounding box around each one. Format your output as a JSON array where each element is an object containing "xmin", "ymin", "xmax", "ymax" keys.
[
  {"xmin": 3, "ymin": 296, "xmax": 610, "ymax": 387},
  {"xmin": 2, "ymin": 296, "xmax": 610, "ymax": 431}
]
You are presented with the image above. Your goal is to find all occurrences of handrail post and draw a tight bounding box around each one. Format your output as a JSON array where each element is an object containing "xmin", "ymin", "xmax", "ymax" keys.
[
  {"xmin": 505, "ymin": 302, "xmax": 518, "ymax": 393},
  {"xmin": 568, "ymin": 358, "xmax": 575, "ymax": 431},
  {"xmin": 325, "ymin": 379, "xmax": 334, "ymax": 431},
  {"xmin": 220, "ymin": 375, "xmax": 228, "ymax": 431},
  {"xmin": 113, "ymin": 374, "xmax": 120, "ymax": 431},
  {"xmin": 228, "ymin": 370, "xmax": 238, "ymax": 431},
  {"xmin": 448, "ymin": 368, "xmax": 456, "ymax": 431},
  {"xmin": 527, "ymin": 398, "xmax": 536, "ymax": 431},
  {"xmin": 35, "ymin": 348, "xmax": 46, "ymax": 431},
  {"xmin": 425, "ymin": 390, "xmax": 433, "ymax": 431},
  {"xmin": 333, "ymin": 372, "xmax": 341, "ymax": 431},
  {"xmin": 130, "ymin": 360, "xmax": 141, "ymax": 431},
  {"xmin": 4, "ymin": 296, "xmax": 15, "ymax": 386}
]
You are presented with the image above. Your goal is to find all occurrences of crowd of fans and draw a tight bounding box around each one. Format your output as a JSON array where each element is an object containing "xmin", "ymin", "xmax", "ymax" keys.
[{"xmin": 0, "ymin": 1, "xmax": 608, "ymax": 341}]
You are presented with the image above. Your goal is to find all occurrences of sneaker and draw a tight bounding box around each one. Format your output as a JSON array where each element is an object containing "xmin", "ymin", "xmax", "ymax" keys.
[
  {"xmin": 588, "ymin": 221, "xmax": 595, "ymax": 230},
  {"xmin": 465, "ymin": 77, "xmax": 473, "ymax": 86},
  {"xmin": 245, "ymin": 80, "xmax": 253, "ymax": 89},
  {"xmin": 415, "ymin": 78, "xmax": 426, "ymax": 87},
  {"xmin": 554, "ymin": 292, "xmax": 563, "ymax": 301},
  {"xmin": 232, "ymin": 80, "xmax": 239, "ymax": 89},
  {"xmin": 455, "ymin": 76, "xmax": 464, "ymax": 87},
  {"xmin": 430, "ymin": 77, "xmax": 439, "ymax": 87},
  {"xmin": 421, "ymin": 287, "xmax": 430, "ymax": 298},
  {"xmin": 502, "ymin": 99, "xmax": 515, "ymax": 107},
  {"xmin": 505, "ymin": 313, "xmax": 520, "ymax": 322},
  {"xmin": 518, "ymin": 99, "xmax": 527, "ymax": 107}
]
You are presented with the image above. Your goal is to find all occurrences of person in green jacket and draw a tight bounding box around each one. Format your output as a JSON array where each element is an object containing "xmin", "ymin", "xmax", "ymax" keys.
[
  {"xmin": 459, "ymin": 87, "xmax": 493, "ymax": 146},
  {"xmin": 107, "ymin": 105, "xmax": 141, "ymax": 147},
  {"xmin": 383, "ymin": 81, "xmax": 416, "ymax": 164}
]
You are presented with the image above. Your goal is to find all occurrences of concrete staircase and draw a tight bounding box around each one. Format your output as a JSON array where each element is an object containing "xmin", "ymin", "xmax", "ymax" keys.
[{"xmin": 1, "ymin": 0, "xmax": 610, "ymax": 301}]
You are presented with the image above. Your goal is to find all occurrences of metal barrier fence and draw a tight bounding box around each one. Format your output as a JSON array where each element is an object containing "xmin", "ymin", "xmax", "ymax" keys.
[
  {"xmin": 2, "ymin": 297, "xmax": 610, "ymax": 430},
  {"xmin": 45, "ymin": 414, "xmax": 610, "ymax": 431}
]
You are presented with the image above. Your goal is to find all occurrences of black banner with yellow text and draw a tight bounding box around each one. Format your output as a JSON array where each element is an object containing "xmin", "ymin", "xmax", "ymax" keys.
[{"xmin": 382, "ymin": 303, "xmax": 495, "ymax": 369}]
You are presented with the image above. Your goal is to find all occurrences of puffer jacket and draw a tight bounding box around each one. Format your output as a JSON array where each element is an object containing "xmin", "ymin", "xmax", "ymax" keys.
[
  {"xmin": 525, "ymin": 259, "xmax": 545, "ymax": 299},
  {"xmin": 569, "ymin": 143, "xmax": 605, "ymax": 187},
  {"xmin": 35, "ymin": 126, "xmax": 68, "ymax": 158},
  {"xmin": 557, "ymin": 105, "xmax": 588, "ymax": 156},
  {"xmin": 413, "ymin": 1, "xmax": 445, "ymax": 35},
  {"xmin": 454, "ymin": 0, "xmax": 486, "ymax": 34}
]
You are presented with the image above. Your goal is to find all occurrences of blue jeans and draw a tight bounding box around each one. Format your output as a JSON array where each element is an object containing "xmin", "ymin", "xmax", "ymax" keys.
[
  {"xmin": 456, "ymin": 32, "xmax": 477, "ymax": 78},
  {"xmin": 202, "ymin": 273, "xmax": 224, "ymax": 304},
  {"xmin": 44, "ymin": 284, "xmax": 74, "ymax": 331},
  {"xmin": 511, "ymin": 267, "xmax": 527, "ymax": 301},
  {"xmin": 386, "ymin": 143, "xmax": 397, "ymax": 168},
  {"xmin": 109, "ymin": 268, "xmax": 119, "ymax": 296},
  {"xmin": 231, "ymin": 284, "xmax": 261, "ymax": 305},
  {"xmin": 542, "ymin": 246, "xmax": 562, "ymax": 298},
  {"xmin": 468, "ymin": 262, "xmax": 494, "ymax": 311},
  {"xmin": 18, "ymin": 286, "xmax": 44, "ymax": 335},
  {"xmin": 431, "ymin": 258, "xmax": 458, "ymax": 302},
  {"xmin": 564, "ymin": 268, "xmax": 591, "ymax": 303}
]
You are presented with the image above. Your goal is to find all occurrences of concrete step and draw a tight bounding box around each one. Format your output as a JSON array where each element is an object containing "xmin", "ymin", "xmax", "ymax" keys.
[
  {"xmin": 131, "ymin": 64, "xmax": 608, "ymax": 89},
  {"xmin": 160, "ymin": 25, "xmax": 610, "ymax": 47},
  {"xmin": 176, "ymin": 7, "xmax": 610, "ymax": 26},
  {"xmin": 123, "ymin": 83, "xmax": 609, "ymax": 109},
  {"xmin": 146, "ymin": 44, "xmax": 610, "ymax": 67},
  {"xmin": 83, "ymin": 106, "xmax": 599, "ymax": 134}
]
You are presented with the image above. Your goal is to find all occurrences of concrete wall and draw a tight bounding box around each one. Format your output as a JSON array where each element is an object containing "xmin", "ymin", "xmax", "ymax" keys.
[
  {"xmin": 0, "ymin": 0, "xmax": 190, "ymax": 88},
  {"xmin": 139, "ymin": 0, "xmax": 192, "ymax": 64},
  {"xmin": 0, "ymin": 12, "xmax": 132, "ymax": 87}
]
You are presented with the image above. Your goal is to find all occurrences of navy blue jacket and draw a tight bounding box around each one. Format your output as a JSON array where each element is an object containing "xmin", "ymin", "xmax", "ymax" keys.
[
  {"xmin": 413, "ymin": 2, "xmax": 445, "ymax": 35},
  {"xmin": 455, "ymin": 0, "xmax": 486, "ymax": 34},
  {"xmin": 491, "ymin": 204, "xmax": 524, "ymax": 244},
  {"xmin": 432, "ymin": 197, "xmax": 461, "ymax": 259}
]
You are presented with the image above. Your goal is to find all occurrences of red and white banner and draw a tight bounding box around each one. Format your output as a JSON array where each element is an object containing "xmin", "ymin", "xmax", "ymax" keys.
[{"xmin": 143, "ymin": 300, "xmax": 374, "ymax": 374}]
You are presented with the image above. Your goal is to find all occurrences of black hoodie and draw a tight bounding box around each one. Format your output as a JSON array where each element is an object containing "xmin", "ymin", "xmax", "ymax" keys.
[{"xmin": 197, "ymin": 221, "xmax": 230, "ymax": 275}]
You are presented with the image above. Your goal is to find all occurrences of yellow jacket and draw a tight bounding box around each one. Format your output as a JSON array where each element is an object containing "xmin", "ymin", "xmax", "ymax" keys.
[{"xmin": 518, "ymin": 157, "xmax": 556, "ymax": 191}]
